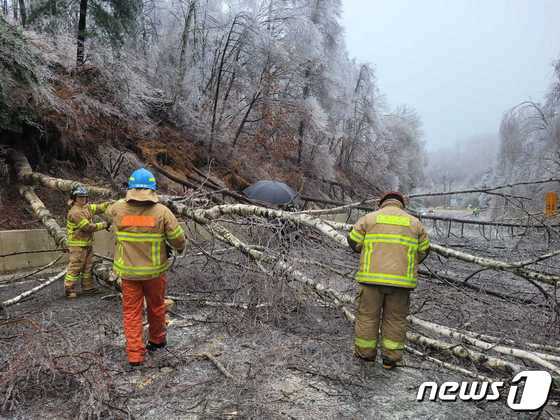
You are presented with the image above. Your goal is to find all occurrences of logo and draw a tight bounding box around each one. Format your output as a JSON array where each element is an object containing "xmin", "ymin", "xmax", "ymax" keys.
[{"xmin": 417, "ymin": 370, "xmax": 552, "ymax": 411}]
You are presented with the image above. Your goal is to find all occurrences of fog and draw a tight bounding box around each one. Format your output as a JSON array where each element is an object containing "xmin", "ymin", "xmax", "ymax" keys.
[{"xmin": 341, "ymin": 0, "xmax": 560, "ymax": 152}]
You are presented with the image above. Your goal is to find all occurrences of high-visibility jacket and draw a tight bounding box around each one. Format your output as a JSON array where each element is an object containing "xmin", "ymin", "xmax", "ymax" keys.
[
  {"xmin": 106, "ymin": 189, "xmax": 186, "ymax": 280},
  {"xmin": 347, "ymin": 199, "xmax": 430, "ymax": 288},
  {"xmin": 66, "ymin": 202, "xmax": 110, "ymax": 247}
]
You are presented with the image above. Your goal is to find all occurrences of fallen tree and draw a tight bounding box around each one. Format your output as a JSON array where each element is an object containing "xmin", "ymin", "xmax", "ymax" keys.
[
  {"xmin": 9, "ymin": 149, "xmax": 113, "ymax": 196},
  {"xmin": 322, "ymin": 219, "xmax": 560, "ymax": 286},
  {"xmin": 1, "ymin": 270, "xmax": 66, "ymax": 309},
  {"xmin": 6, "ymin": 152, "xmax": 560, "ymax": 385}
]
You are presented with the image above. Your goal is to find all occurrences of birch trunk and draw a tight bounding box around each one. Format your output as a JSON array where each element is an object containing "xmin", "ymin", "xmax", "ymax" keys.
[
  {"xmin": 2, "ymin": 270, "xmax": 66, "ymax": 308},
  {"xmin": 9, "ymin": 149, "xmax": 113, "ymax": 196},
  {"xmin": 409, "ymin": 316, "xmax": 560, "ymax": 373}
]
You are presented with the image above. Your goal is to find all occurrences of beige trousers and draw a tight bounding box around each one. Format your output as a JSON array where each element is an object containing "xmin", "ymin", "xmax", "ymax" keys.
[{"xmin": 354, "ymin": 284, "xmax": 410, "ymax": 362}]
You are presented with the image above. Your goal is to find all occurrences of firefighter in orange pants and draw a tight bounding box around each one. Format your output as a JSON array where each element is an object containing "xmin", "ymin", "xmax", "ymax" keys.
[
  {"xmin": 106, "ymin": 168, "xmax": 186, "ymax": 366},
  {"xmin": 347, "ymin": 192, "xmax": 430, "ymax": 369},
  {"xmin": 65, "ymin": 185, "xmax": 110, "ymax": 298}
]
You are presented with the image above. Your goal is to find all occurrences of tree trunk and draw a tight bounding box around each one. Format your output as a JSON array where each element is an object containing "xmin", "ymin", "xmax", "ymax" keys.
[
  {"xmin": 174, "ymin": 0, "xmax": 196, "ymax": 100},
  {"xmin": 76, "ymin": 0, "xmax": 88, "ymax": 66},
  {"xmin": 297, "ymin": 66, "xmax": 311, "ymax": 164},
  {"xmin": 209, "ymin": 15, "xmax": 239, "ymax": 157},
  {"xmin": 231, "ymin": 90, "xmax": 261, "ymax": 148},
  {"xmin": 8, "ymin": 149, "xmax": 113, "ymax": 196},
  {"xmin": 18, "ymin": 0, "xmax": 25, "ymax": 26}
]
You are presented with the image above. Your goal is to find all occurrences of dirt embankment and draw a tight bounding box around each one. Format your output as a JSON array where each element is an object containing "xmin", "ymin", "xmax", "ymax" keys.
[{"xmin": 0, "ymin": 23, "xmax": 360, "ymax": 229}]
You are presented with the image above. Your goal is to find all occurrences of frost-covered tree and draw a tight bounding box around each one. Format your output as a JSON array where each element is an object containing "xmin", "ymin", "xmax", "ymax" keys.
[{"xmin": 12, "ymin": 0, "xmax": 427, "ymax": 193}]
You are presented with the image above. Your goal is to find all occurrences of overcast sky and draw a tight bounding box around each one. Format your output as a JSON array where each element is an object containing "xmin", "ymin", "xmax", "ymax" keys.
[{"xmin": 341, "ymin": 0, "xmax": 560, "ymax": 151}]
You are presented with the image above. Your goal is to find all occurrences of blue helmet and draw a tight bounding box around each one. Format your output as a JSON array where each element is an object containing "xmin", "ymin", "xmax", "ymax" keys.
[
  {"xmin": 71, "ymin": 184, "xmax": 89, "ymax": 197},
  {"xmin": 128, "ymin": 168, "xmax": 157, "ymax": 190}
]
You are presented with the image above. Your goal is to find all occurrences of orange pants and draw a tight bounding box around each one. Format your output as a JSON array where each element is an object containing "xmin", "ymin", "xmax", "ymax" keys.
[{"xmin": 121, "ymin": 276, "xmax": 167, "ymax": 363}]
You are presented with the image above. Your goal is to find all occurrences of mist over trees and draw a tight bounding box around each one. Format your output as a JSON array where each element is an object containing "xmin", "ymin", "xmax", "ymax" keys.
[
  {"xmin": 0, "ymin": 0, "xmax": 426, "ymax": 192},
  {"xmin": 487, "ymin": 59, "xmax": 560, "ymax": 218},
  {"xmin": 422, "ymin": 133, "xmax": 498, "ymax": 207}
]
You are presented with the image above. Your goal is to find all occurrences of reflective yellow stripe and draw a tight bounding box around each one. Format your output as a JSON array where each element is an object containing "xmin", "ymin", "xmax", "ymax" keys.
[
  {"xmin": 116, "ymin": 232, "xmax": 165, "ymax": 243},
  {"xmin": 151, "ymin": 240, "xmax": 156, "ymax": 266},
  {"xmin": 166, "ymin": 226, "xmax": 184, "ymax": 240},
  {"xmin": 116, "ymin": 231, "xmax": 165, "ymax": 239},
  {"xmin": 365, "ymin": 240, "xmax": 373, "ymax": 272},
  {"xmin": 67, "ymin": 240, "xmax": 92, "ymax": 247},
  {"xmin": 355, "ymin": 337, "xmax": 377, "ymax": 349},
  {"xmin": 382, "ymin": 337, "xmax": 404, "ymax": 350},
  {"xmin": 376, "ymin": 214, "xmax": 411, "ymax": 227},
  {"xmin": 407, "ymin": 246, "xmax": 414, "ymax": 279},
  {"xmin": 349, "ymin": 228, "xmax": 365, "ymax": 243},
  {"xmin": 77, "ymin": 219, "xmax": 90, "ymax": 229},
  {"xmin": 364, "ymin": 233, "xmax": 418, "ymax": 246},
  {"xmin": 113, "ymin": 261, "xmax": 170, "ymax": 271},
  {"xmin": 419, "ymin": 239, "xmax": 430, "ymax": 251},
  {"xmin": 356, "ymin": 272, "xmax": 416, "ymax": 288},
  {"xmin": 65, "ymin": 273, "xmax": 81, "ymax": 281},
  {"xmin": 116, "ymin": 243, "xmax": 124, "ymax": 264},
  {"xmin": 89, "ymin": 204, "xmax": 97, "ymax": 213},
  {"xmin": 113, "ymin": 260, "xmax": 170, "ymax": 278}
]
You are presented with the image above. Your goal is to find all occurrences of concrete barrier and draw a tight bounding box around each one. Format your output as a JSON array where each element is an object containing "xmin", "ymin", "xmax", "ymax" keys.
[{"xmin": 0, "ymin": 221, "xmax": 211, "ymax": 274}]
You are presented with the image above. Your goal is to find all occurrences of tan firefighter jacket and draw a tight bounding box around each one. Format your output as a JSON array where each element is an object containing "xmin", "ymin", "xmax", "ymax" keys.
[
  {"xmin": 106, "ymin": 189, "xmax": 186, "ymax": 280},
  {"xmin": 66, "ymin": 202, "xmax": 110, "ymax": 247},
  {"xmin": 347, "ymin": 199, "xmax": 430, "ymax": 288}
]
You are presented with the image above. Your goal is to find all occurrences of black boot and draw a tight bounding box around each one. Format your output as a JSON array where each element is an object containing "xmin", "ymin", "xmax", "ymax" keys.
[
  {"xmin": 146, "ymin": 340, "xmax": 167, "ymax": 352},
  {"xmin": 382, "ymin": 357, "xmax": 397, "ymax": 370}
]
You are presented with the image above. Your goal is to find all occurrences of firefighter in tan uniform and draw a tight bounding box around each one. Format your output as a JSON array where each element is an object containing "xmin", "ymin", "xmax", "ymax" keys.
[
  {"xmin": 105, "ymin": 168, "xmax": 186, "ymax": 366},
  {"xmin": 347, "ymin": 192, "xmax": 430, "ymax": 369},
  {"xmin": 65, "ymin": 185, "xmax": 110, "ymax": 298}
]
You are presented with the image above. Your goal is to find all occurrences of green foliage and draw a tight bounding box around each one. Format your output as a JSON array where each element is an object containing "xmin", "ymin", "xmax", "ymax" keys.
[
  {"xmin": 26, "ymin": 0, "xmax": 142, "ymax": 48},
  {"xmin": 90, "ymin": 0, "xmax": 141, "ymax": 47}
]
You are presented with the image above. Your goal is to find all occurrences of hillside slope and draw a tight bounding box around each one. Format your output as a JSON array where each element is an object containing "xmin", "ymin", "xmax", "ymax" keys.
[{"xmin": 0, "ymin": 21, "xmax": 365, "ymax": 229}]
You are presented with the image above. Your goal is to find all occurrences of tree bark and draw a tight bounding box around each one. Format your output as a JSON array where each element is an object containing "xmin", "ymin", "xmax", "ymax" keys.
[
  {"xmin": 76, "ymin": 0, "xmax": 88, "ymax": 66},
  {"xmin": 18, "ymin": 185, "xmax": 67, "ymax": 247},
  {"xmin": 231, "ymin": 90, "xmax": 261, "ymax": 148},
  {"xmin": 2, "ymin": 270, "xmax": 66, "ymax": 308},
  {"xmin": 208, "ymin": 15, "xmax": 239, "ymax": 156},
  {"xmin": 17, "ymin": 0, "xmax": 25, "ymax": 26},
  {"xmin": 409, "ymin": 316, "xmax": 560, "ymax": 374},
  {"xmin": 9, "ymin": 149, "xmax": 113, "ymax": 196},
  {"xmin": 174, "ymin": 0, "xmax": 196, "ymax": 100}
]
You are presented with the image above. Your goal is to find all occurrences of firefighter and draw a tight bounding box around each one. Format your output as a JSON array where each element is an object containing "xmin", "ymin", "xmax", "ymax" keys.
[
  {"xmin": 347, "ymin": 191, "xmax": 430, "ymax": 369},
  {"xmin": 105, "ymin": 168, "xmax": 186, "ymax": 367},
  {"xmin": 65, "ymin": 185, "xmax": 111, "ymax": 298}
]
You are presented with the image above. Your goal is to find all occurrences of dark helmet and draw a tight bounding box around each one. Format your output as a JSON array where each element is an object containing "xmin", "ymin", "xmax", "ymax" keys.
[
  {"xmin": 70, "ymin": 185, "xmax": 89, "ymax": 198},
  {"xmin": 379, "ymin": 191, "xmax": 406, "ymax": 207}
]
